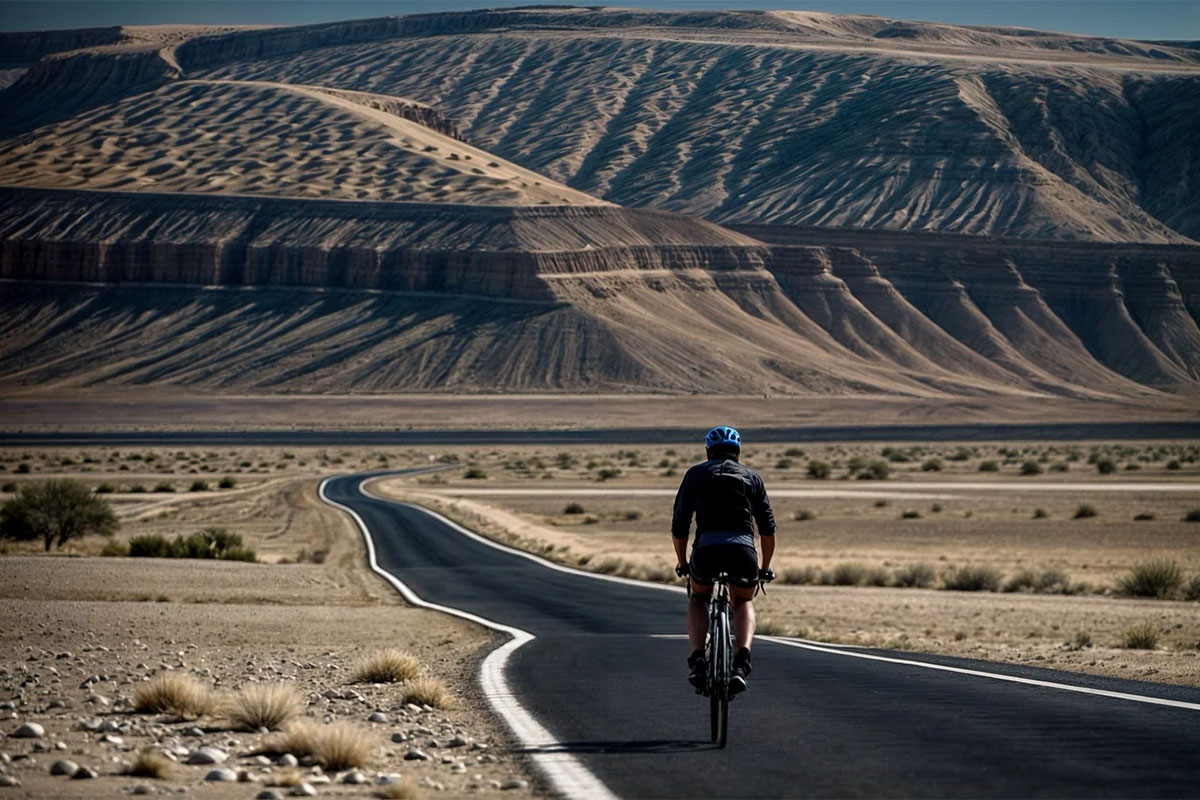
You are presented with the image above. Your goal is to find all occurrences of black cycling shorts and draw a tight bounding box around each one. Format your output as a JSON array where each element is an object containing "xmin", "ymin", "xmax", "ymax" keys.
[{"xmin": 689, "ymin": 543, "xmax": 759, "ymax": 588}]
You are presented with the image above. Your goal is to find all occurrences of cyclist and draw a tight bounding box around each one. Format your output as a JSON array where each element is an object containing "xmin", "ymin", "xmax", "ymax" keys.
[{"xmin": 672, "ymin": 425, "xmax": 775, "ymax": 695}]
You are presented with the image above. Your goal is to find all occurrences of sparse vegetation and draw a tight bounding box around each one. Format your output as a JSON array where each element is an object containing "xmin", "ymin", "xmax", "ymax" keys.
[
  {"xmin": 942, "ymin": 565, "xmax": 1002, "ymax": 592},
  {"xmin": 899, "ymin": 509, "xmax": 921, "ymax": 520},
  {"xmin": 125, "ymin": 749, "xmax": 176, "ymax": 779},
  {"xmin": 856, "ymin": 460, "xmax": 890, "ymax": 481},
  {"xmin": 218, "ymin": 475, "xmax": 236, "ymax": 489},
  {"xmin": 273, "ymin": 721, "xmax": 373, "ymax": 771},
  {"xmin": 596, "ymin": 468, "xmax": 622, "ymax": 481},
  {"xmin": 353, "ymin": 648, "xmax": 419, "ymax": 684},
  {"xmin": 563, "ymin": 502, "xmax": 585, "ymax": 515},
  {"xmin": 893, "ymin": 563, "xmax": 936, "ymax": 588},
  {"xmin": 1033, "ymin": 507, "xmax": 1048, "ymax": 519},
  {"xmin": 1020, "ymin": 460, "xmax": 1043, "ymax": 476},
  {"xmin": 1073, "ymin": 504, "xmax": 1098, "ymax": 519},
  {"xmin": 1004, "ymin": 569, "xmax": 1070, "ymax": 594},
  {"xmin": 1133, "ymin": 512, "xmax": 1155, "ymax": 521},
  {"xmin": 1122, "ymin": 623, "xmax": 1159, "ymax": 650},
  {"xmin": 921, "ymin": 458, "xmax": 943, "ymax": 472},
  {"xmin": 134, "ymin": 672, "xmax": 219, "ymax": 717},
  {"xmin": 1117, "ymin": 559, "xmax": 1184, "ymax": 598},
  {"xmin": 189, "ymin": 479, "xmax": 209, "ymax": 492},
  {"xmin": 1096, "ymin": 459, "xmax": 1116, "ymax": 475},
  {"xmin": 0, "ymin": 478, "xmax": 118, "ymax": 551},
  {"xmin": 978, "ymin": 460, "xmax": 999, "ymax": 472},
  {"xmin": 127, "ymin": 528, "xmax": 256, "ymax": 561},
  {"xmin": 793, "ymin": 509, "xmax": 816, "ymax": 521},
  {"xmin": 806, "ymin": 461, "xmax": 831, "ymax": 479},
  {"xmin": 377, "ymin": 778, "xmax": 421, "ymax": 799},
  {"xmin": 463, "ymin": 468, "xmax": 487, "ymax": 479},
  {"xmin": 227, "ymin": 683, "xmax": 303, "ymax": 731},
  {"xmin": 1184, "ymin": 508, "xmax": 1200, "ymax": 522},
  {"xmin": 402, "ymin": 676, "xmax": 454, "ymax": 709}
]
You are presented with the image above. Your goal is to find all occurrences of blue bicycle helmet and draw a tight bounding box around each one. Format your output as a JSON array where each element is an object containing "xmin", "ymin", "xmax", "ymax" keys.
[{"xmin": 705, "ymin": 425, "xmax": 741, "ymax": 450}]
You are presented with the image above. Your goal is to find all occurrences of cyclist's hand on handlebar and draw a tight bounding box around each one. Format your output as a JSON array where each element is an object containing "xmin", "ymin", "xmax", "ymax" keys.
[
  {"xmin": 675, "ymin": 563, "xmax": 690, "ymax": 579},
  {"xmin": 759, "ymin": 567, "xmax": 775, "ymax": 583}
]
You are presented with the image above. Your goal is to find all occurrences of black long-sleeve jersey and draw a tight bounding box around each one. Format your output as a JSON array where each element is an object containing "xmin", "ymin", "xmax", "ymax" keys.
[{"xmin": 671, "ymin": 458, "xmax": 776, "ymax": 549}]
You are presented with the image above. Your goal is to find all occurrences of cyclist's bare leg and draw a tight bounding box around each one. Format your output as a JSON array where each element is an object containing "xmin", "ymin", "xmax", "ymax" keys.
[
  {"xmin": 687, "ymin": 579, "xmax": 712, "ymax": 653},
  {"xmin": 730, "ymin": 584, "xmax": 756, "ymax": 651}
]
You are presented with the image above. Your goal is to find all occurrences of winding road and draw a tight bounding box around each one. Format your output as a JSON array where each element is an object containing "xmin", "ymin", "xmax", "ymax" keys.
[{"xmin": 322, "ymin": 470, "xmax": 1200, "ymax": 799}]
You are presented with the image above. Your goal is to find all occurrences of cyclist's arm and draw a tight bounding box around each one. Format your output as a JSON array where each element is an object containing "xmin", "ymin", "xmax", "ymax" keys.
[
  {"xmin": 671, "ymin": 470, "xmax": 695, "ymax": 567},
  {"xmin": 760, "ymin": 531, "xmax": 775, "ymax": 570}
]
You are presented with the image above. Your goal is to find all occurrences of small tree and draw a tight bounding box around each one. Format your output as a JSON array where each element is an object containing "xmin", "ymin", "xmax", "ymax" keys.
[{"xmin": 0, "ymin": 479, "xmax": 118, "ymax": 551}]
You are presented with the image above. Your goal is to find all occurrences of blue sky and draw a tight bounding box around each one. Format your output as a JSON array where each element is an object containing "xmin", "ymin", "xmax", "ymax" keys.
[{"xmin": 1, "ymin": 1, "xmax": 1197, "ymax": 40}]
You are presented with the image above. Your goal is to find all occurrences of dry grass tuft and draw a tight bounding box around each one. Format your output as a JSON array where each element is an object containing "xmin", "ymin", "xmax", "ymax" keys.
[
  {"xmin": 313, "ymin": 721, "xmax": 374, "ymax": 771},
  {"xmin": 125, "ymin": 749, "xmax": 176, "ymax": 779},
  {"xmin": 270, "ymin": 720, "xmax": 373, "ymax": 771},
  {"xmin": 756, "ymin": 618, "xmax": 788, "ymax": 636},
  {"xmin": 265, "ymin": 768, "xmax": 305, "ymax": 788},
  {"xmin": 353, "ymin": 648, "xmax": 420, "ymax": 684},
  {"xmin": 227, "ymin": 682, "xmax": 303, "ymax": 731},
  {"xmin": 402, "ymin": 676, "xmax": 455, "ymax": 709},
  {"xmin": 1122, "ymin": 623, "xmax": 1159, "ymax": 650},
  {"xmin": 377, "ymin": 779, "xmax": 421, "ymax": 799},
  {"xmin": 134, "ymin": 672, "xmax": 219, "ymax": 717}
]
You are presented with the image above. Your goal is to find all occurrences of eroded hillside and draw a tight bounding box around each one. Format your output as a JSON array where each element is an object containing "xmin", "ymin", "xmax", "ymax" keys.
[{"xmin": 1, "ymin": 8, "xmax": 1197, "ymax": 399}]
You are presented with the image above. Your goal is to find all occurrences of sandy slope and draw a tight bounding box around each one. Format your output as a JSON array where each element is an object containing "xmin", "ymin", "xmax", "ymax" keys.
[
  {"xmin": 0, "ymin": 78, "xmax": 601, "ymax": 206},
  {"xmin": 167, "ymin": 8, "xmax": 1200, "ymax": 242}
]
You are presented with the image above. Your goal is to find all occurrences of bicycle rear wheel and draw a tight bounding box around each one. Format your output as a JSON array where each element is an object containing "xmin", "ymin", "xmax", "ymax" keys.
[{"xmin": 709, "ymin": 605, "xmax": 730, "ymax": 748}]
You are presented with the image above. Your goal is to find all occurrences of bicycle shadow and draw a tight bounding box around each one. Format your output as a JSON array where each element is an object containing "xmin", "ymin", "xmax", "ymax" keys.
[{"xmin": 520, "ymin": 739, "xmax": 717, "ymax": 754}]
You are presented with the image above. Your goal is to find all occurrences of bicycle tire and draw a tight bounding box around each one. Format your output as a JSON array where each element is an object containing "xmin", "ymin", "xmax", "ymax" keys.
[{"xmin": 709, "ymin": 596, "xmax": 730, "ymax": 747}]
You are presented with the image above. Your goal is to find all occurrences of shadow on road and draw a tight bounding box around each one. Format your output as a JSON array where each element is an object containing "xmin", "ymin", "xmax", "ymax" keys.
[{"xmin": 522, "ymin": 739, "xmax": 716, "ymax": 754}]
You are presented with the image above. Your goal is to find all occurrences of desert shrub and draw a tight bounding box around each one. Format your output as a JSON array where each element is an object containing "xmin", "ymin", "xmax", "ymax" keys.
[
  {"xmin": 1033, "ymin": 508, "xmax": 1048, "ymax": 519},
  {"xmin": 378, "ymin": 778, "xmax": 421, "ymax": 799},
  {"xmin": 1007, "ymin": 569, "xmax": 1069, "ymax": 594},
  {"xmin": 863, "ymin": 566, "xmax": 891, "ymax": 586},
  {"xmin": 1, "ymin": 482, "xmax": 15, "ymax": 493},
  {"xmin": 1133, "ymin": 512, "xmax": 1155, "ymax": 521},
  {"xmin": 1117, "ymin": 559, "xmax": 1183, "ymax": 598},
  {"xmin": 1096, "ymin": 459, "xmax": 1116, "ymax": 475},
  {"xmin": 893, "ymin": 563, "xmax": 936, "ymax": 588},
  {"xmin": 1049, "ymin": 462, "xmax": 1069, "ymax": 473},
  {"xmin": 596, "ymin": 468, "xmax": 622, "ymax": 481},
  {"xmin": 1004, "ymin": 569, "xmax": 1038, "ymax": 593},
  {"xmin": 218, "ymin": 475, "xmax": 236, "ymax": 489},
  {"xmin": 873, "ymin": 499, "xmax": 889, "ymax": 508},
  {"xmin": 831, "ymin": 562, "xmax": 868, "ymax": 586},
  {"xmin": 128, "ymin": 484, "xmax": 146, "ymax": 493},
  {"xmin": 125, "ymin": 749, "xmax": 176, "ymax": 779},
  {"xmin": 353, "ymin": 649, "xmax": 419, "ymax": 683},
  {"xmin": 403, "ymin": 676, "xmax": 454, "ymax": 709},
  {"xmin": 623, "ymin": 510, "xmax": 642, "ymax": 521},
  {"xmin": 189, "ymin": 480, "xmax": 209, "ymax": 492},
  {"xmin": 563, "ymin": 502, "xmax": 585, "ymax": 515},
  {"xmin": 784, "ymin": 448, "xmax": 805, "ymax": 457},
  {"xmin": 1183, "ymin": 509, "xmax": 1200, "ymax": 522},
  {"xmin": 463, "ymin": 468, "xmax": 487, "ymax": 479},
  {"xmin": 227, "ymin": 683, "xmax": 303, "ymax": 731},
  {"xmin": 15, "ymin": 463, "xmax": 30, "ymax": 474},
  {"xmin": 99, "ymin": 539, "xmax": 129, "ymax": 557},
  {"xmin": 806, "ymin": 461, "xmax": 831, "ymax": 479},
  {"xmin": 1122, "ymin": 623, "xmax": 1159, "ymax": 650},
  {"xmin": 94, "ymin": 483, "xmax": 116, "ymax": 494},
  {"xmin": 1068, "ymin": 632, "xmax": 1093, "ymax": 651},
  {"xmin": 978, "ymin": 461, "xmax": 999, "ymax": 472},
  {"xmin": 846, "ymin": 456, "xmax": 867, "ymax": 474},
  {"xmin": 921, "ymin": 458, "xmax": 943, "ymax": 472},
  {"xmin": 1020, "ymin": 460, "xmax": 1043, "ymax": 476},
  {"xmin": 1184, "ymin": 576, "xmax": 1200, "ymax": 602},
  {"xmin": 943, "ymin": 565, "xmax": 1002, "ymax": 592},
  {"xmin": 134, "ymin": 673, "xmax": 218, "ymax": 716},
  {"xmin": 793, "ymin": 509, "xmax": 816, "ymax": 521},
  {"xmin": 274, "ymin": 721, "xmax": 372, "ymax": 771},
  {"xmin": 153, "ymin": 482, "xmax": 175, "ymax": 493},
  {"xmin": 856, "ymin": 460, "xmax": 890, "ymax": 481},
  {"xmin": 129, "ymin": 533, "xmax": 172, "ymax": 558},
  {"xmin": 1166, "ymin": 460, "xmax": 1181, "ymax": 470},
  {"xmin": 775, "ymin": 458, "xmax": 793, "ymax": 470},
  {"xmin": 900, "ymin": 509, "xmax": 921, "ymax": 520},
  {"xmin": 0, "ymin": 479, "xmax": 118, "ymax": 551},
  {"xmin": 778, "ymin": 566, "xmax": 824, "ymax": 585},
  {"xmin": 1073, "ymin": 504, "xmax": 1098, "ymax": 519}
]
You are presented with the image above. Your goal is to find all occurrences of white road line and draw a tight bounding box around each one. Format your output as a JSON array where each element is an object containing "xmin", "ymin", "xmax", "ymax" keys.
[
  {"xmin": 761, "ymin": 637, "xmax": 1200, "ymax": 712},
  {"xmin": 318, "ymin": 476, "xmax": 619, "ymax": 800}
]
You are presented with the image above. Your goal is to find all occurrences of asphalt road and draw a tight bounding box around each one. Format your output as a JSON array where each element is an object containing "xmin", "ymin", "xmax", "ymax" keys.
[
  {"xmin": 323, "ymin": 471, "xmax": 1200, "ymax": 799},
  {"xmin": 6, "ymin": 420, "xmax": 1200, "ymax": 447}
]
